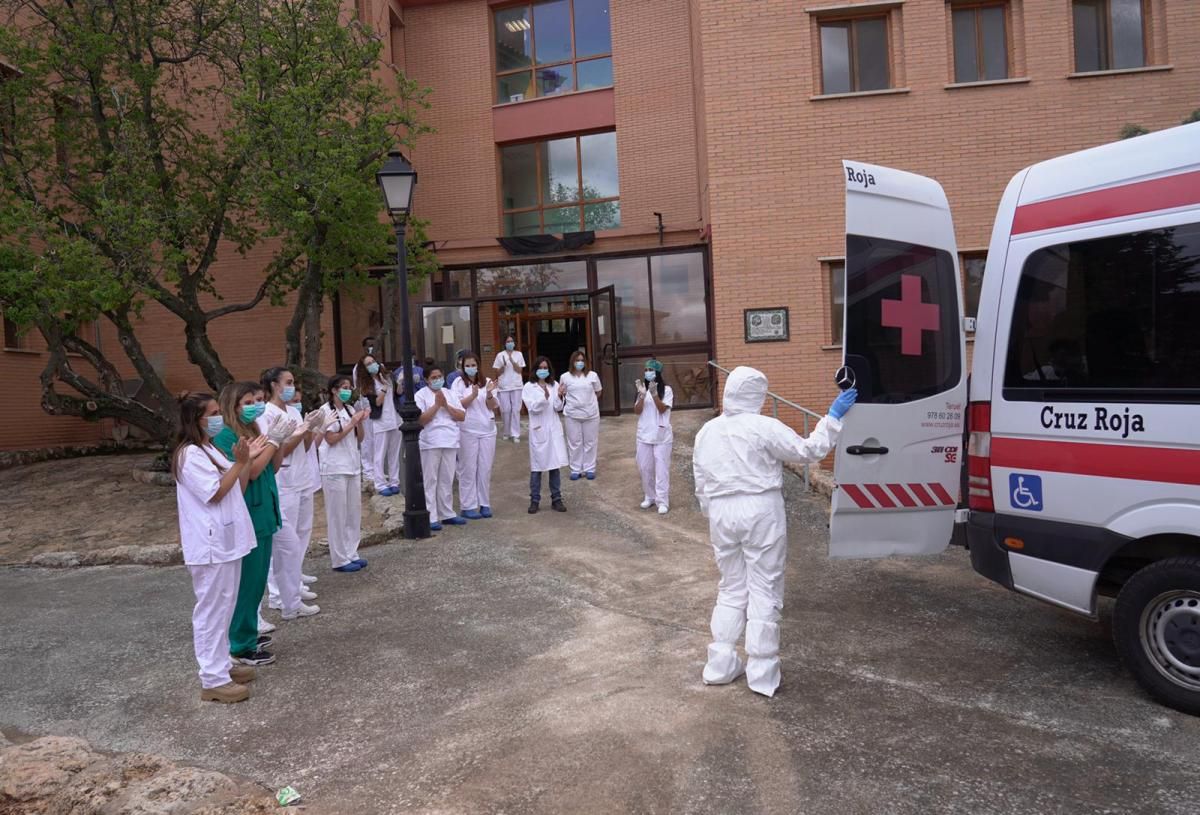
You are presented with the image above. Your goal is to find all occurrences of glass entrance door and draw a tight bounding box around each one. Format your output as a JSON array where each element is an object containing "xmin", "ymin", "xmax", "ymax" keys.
[{"xmin": 590, "ymin": 286, "xmax": 620, "ymax": 415}]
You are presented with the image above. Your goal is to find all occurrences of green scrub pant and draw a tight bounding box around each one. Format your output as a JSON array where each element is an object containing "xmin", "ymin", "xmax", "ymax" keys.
[{"xmin": 229, "ymin": 532, "xmax": 273, "ymax": 656}]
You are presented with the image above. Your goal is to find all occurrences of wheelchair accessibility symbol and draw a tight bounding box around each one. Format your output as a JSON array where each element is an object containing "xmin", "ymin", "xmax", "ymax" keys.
[{"xmin": 1009, "ymin": 473, "xmax": 1043, "ymax": 512}]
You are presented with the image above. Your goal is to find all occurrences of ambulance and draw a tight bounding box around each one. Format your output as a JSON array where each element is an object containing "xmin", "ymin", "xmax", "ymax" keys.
[{"xmin": 831, "ymin": 122, "xmax": 1200, "ymax": 715}]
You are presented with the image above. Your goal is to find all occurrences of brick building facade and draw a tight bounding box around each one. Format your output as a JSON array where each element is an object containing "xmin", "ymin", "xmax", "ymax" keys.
[{"xmin": 3, "ymin": 0, "xmax": 1196, "ymax": 450}]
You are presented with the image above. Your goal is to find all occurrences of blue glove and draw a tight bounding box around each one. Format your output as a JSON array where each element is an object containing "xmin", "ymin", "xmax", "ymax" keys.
[{"xmin": 829, "ymin": 388, "xmax": 857, "ymax": 420}]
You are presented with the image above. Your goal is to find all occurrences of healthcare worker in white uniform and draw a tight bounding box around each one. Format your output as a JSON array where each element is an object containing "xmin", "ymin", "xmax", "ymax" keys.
[
  {"xmin": 560, "ymin": 350, "xmax": 602, "ymax": 481},
  {"xmin": 414, "ymin": 365, "xmax": 467, "ymax": 530},
  {"xmin": 320, "ymin": 374, "xmax": 370, "ymax": 572},
  {"xmin": 692, "ymin": 365, "xmax": 856, "ymax": 698},
  {"xmin": 292, "ymin": 385, "xmax": 322, "ymax": 587},
  {"xmin": 491, "ymin": 335, "xmax": 526, "ymax": 442},
  {"xmin": 522, "ymin": 356, "xmax": 569, "ymax": 513},
  {"xmin": 634, "ymin": 359, "xmax": 674, "ymax": 514},
  {"xmin": 354, "ymin": 336, "xmax": 377, "ymax": 484},
  {"xmin": 259, "ymin": 368, "xmax": 325, "ymax": 621},
  {"xmin": 172, "ymin": 392, "xmax": 267, "ymax": 703},
  {"xmin": 358, "ymin": 354, "xmax": 402, "ymax": 496},
  {"xmin": 450, "ymin": 351, "xmax": 499, "ymax": 520}
]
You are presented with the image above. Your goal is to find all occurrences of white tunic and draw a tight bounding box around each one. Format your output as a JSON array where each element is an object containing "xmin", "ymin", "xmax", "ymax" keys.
[
  {"xmin": 175, "ymin": 444, "xmax": 257, "ymax": 566},
  {"xmin": 414, "ymin": 386, "xmax": 463, "ymax": 450},
  {"xmin": 320, "ymin": 405, "xmax": 362, "ymax": 476},
  {"xmin": 522, "ymin": 380, "xmax": 569, "ymax": 472},
  {"xmin": 451, "ymin": 377, "xmax": 498, "ymax": 437},
  {"xmin": 561, "ymin": 371, "xmax": 602, "ymax": 420},
  {"xmin": 637, "ymin": 385, "xmax": 675, "ymax": 445},
  {"xmin": 259, "ymin": 402, "xmax": 310, "ymax": 493},
  {"xmin": 369, "ymin": 374, "xmax": 398, "ymax": 426},
  {"xmin": 492, "ymin": 350, "xmax": 526, "ymax": 391}
]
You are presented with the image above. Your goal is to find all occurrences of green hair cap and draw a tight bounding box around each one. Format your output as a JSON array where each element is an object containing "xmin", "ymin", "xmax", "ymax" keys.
[{"xmin": 645, "ymin": 358, "xmax": 663, "ymax": 372}]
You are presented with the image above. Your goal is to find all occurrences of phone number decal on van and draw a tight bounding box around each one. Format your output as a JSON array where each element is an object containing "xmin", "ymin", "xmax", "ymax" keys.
[{"xmin": 1040, "ymin": 405, "xmax": 1145, "ymax": 439}]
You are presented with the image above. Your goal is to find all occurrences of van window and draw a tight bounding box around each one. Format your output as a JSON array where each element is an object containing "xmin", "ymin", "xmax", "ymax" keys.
[
  {"xmin": 844, "ymin": 235, "xmax": 961, "ymax": 404},
  {"xmin": 1004, "ymin": 221, "xmax": 1200, "ymax": 398}
]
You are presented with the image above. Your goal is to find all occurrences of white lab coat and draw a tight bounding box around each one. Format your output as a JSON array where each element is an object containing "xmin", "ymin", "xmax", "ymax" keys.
[
  {"xmin": 692, "ymin": 365, "xmax": 842, "ymax": 697},
  {"xmin": 522, "ymin": 380, "xmax": 568, "ymax": 472}
]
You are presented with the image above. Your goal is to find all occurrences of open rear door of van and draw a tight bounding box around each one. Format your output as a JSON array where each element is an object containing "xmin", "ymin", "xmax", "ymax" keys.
[{"xmin": 830, "ymin": 161, "xmax": 967, "ymax": 558}]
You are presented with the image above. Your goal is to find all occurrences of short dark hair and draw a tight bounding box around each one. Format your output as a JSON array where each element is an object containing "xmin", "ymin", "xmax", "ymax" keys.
[{"xmin": 362, "ymin": 336, "xmax": 376, "ymax": 346}]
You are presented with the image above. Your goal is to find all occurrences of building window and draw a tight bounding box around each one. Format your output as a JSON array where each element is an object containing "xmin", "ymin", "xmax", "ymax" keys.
[
  {"xmin": 500, "ymin": 131, "xmax": 620, "ymax": 235},
  {"xmin": 960, "ymin": 251, "xmax": 986, "ymax": 322},
  {"xmin": 951, "ymin": 3, "xmax": 1009, "ymax": 82},
  {"xmin": 1072, "ymin": 0, "xmax": 1145, "ymax": 73},
  {"xmin": 494, "ymin": 0, "xmax": 613, "ymax": 105},
  {"xmin": 819, "ymin": 16, "xmax": 891, "ymax": 94},
  {"xmin": 827, "ymin": 260, "xmax": 846, "ymax": 344}
]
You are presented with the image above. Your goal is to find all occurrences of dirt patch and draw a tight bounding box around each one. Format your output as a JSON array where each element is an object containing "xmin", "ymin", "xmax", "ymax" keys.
[{"xmin": 0, "ymin": 453, "xmax": 388, "ymax": 566}]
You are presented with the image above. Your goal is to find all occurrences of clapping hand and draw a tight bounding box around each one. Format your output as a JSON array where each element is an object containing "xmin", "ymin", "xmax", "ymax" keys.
[
  {"xmin": 248, "ymin": 435, "xmax": 272, "ymax": 460},
  {"xmin": 557, "ymin": 382, "xmax": 567, "ymax": 399},
  {"xmin": 303, "ymin": 408, "xmax": 327, "ymax": 434},
  {"xmin": 486, "ymin": 379, "xmax": 498, "ymax": 394},
  {"xmin": 470, "ymin": 384, "xmax": 479, "ymax": 399},
  {"xmin": 232, "ymin": 438, "xmax": 251, "ymax": 464},
  {"xmin": 266, "ymin": 415, "xmax": 298, "ymax": 446},
  {"xmin": 352, "ymin": 408, "xmax": 369, "ymax": 425},
  {"xmin": 435, "ymin": 389, "xmax": 448, "ymax": 407}
]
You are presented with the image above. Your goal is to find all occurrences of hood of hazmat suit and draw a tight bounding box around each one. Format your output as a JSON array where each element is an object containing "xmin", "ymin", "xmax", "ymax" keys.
[{"xmin": 691, "ymin": 365, "xmax": 844, "ymax": 698}]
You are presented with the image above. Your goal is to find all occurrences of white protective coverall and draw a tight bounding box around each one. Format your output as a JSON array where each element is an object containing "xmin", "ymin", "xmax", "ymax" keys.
[{"xmin": 692, "ymin": 366, "xmax": 842, "ymax": 697}]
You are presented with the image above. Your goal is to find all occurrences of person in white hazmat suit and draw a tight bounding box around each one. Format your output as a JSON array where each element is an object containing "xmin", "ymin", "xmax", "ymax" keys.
[{"xmin": 692, "ymin": 366, "xmax": 857, "ymax": 697}]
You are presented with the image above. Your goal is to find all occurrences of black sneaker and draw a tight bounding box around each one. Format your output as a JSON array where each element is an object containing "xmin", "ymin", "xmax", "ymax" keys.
[
  {"xmin": 552, "ymin": 499, "xmax": 566, "ymax": 513},
  {"xmin": 234, "ymin": 648, "xmax": 276, "ymax": 667},
  {"xmin": 527, "ymin": 501, "xmax": 539, "ymax": 514},
  {"xmin": 256, "ymin": 635, "xmax": 273, "ymax": 649}
]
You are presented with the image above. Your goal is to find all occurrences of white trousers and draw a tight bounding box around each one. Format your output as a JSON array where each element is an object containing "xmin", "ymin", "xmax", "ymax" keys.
[
  {"xmin": 360, "ymin": 408, "xmax": 376, "ymax": 479},
  {"xmin": 267, "ymin": 488, "xmax": 312, "ymax": 614},
  {"xmin": 497, "ymin": 390, "xmax": 522, "ymax": 439},
  {"xmin": 704, "ymin": 491, "xmax": 788, "ymax": 697},
  {"xmin": 187, "ymin": 559, "xmax": 241, "ymax": 689},
  {"xmin": 372, "ymin": 424, "xmax": 402, "ymax": 491},
  {"xmin": 636, "ymin": 441, "xmax": 672, "ymax": 507},
  {"xmin": 421, "ymin": 447, "xmax": 458, "ymax": 522},
  {"xmin": 456, "ymin": 431, "xmax": 496, "ymax": 511},
  {"xmin": 323, "ymin": 473, "xmax": 362, "ymax": 568},
  {"xmin": 266, "ymin": 489, "xmax": 314, "ymax": 606},
  {"xmin": 564, "ymin": 416, "xmax": 599, "ymax": 475}
]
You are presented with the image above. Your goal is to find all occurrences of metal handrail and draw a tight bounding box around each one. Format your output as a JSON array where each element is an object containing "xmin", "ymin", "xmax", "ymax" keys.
[{"xmin": 707, "ymin": 360, "xmax": 826, "ymax": 491}]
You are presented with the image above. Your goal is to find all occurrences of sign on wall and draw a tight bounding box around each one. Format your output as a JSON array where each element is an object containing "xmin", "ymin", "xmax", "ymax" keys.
[{"xmin": 744, "ymin": 307, "xmax": 789, "ymax": 343}]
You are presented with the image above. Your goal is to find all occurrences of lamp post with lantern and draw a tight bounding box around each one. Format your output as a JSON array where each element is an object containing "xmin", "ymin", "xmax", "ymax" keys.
[{"xmin": 375, "ymin": 150, "xmax": 431, "ymax": 539}]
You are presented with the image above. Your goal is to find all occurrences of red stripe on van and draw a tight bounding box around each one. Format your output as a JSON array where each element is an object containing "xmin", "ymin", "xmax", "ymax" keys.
[
  {"xmin": 886, "ymin": 483, "xmax": 918, "ymax": 508},
  {"xmin": 907, "ymin": 483, "xmax": 937, "ymax": 506},
  {"xmin": 928, "ymin": 482, "xmax": 956, "ymax": 505},
  {"xmin": 865, "ymin": 483, "xmax": 896, "ymax": 508},
  {"xmin": 991, "ymin": 438, "xmax": 1200, "ymax": 486},
  {"xmin": 841, "ymin": 484, "xmax": 875, "ymax": 508},
  {"xmin": 1011, "ymin": 169, "xmax": 1200, "ymax": 235}
]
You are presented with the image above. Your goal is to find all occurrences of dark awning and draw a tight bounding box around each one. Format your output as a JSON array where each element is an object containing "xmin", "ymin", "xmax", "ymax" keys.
[{"xmin": 497, "ymin": 231, "xmax": 595, "ymax": 256}]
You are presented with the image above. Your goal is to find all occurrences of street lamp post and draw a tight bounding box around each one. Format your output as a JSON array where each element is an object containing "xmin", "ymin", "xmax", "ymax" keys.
[{"xmin": 376, "ymin": 151, "xmax": 431, "ymax": 539}]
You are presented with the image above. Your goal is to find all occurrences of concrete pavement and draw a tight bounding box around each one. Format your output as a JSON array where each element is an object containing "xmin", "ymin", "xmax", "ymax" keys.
[{"xmin": 1, "ymin": 412, "xmax": 1197, "ymax": 814}]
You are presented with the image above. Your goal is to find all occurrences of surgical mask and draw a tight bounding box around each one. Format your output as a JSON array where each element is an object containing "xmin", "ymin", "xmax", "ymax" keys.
[
  {"xmin": 505, "ymin": 342, "xmax": 515, "ymax": 351},
  {"xmin": 429, "ymin": 378, "xmax": 444, "ymax": 391},
  {"xmin": 644, "ymin": 371, "xmax": 657, "ymax": 382},
  {"xmin": 240, "ymin": 404, "xmax": 258, "ymax": 423},
  {"xmin": 204, "ymin": 416, "xmax": 224, "ymax": 438},
  {"xmin": 574, "ymin": 360, "xmax": 585, "ymax": 371},
  {"xmin": 536, "ymin": 368, "xmax": 550, "ymax": 380},
  {"xmin": 338, "ymin": 388, "xmax": 353, "ymax": 403},
  {"xmin": 253, "ymin": 401, "xmax": 266, "ymax": 418},
  {"xmin": 366, "ymin": 363, "xmax": 380, "ymax": 375},
  {"xmin": 464, "ymin": 366, "xmax": 478, "ymax": 377},
  {"xmin": 281, "ymin": 385, "xmax": 295, "ymax": 402}
]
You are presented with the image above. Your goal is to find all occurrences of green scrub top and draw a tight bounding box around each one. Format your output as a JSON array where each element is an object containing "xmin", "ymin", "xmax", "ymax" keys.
[{"xmin": 212, "ymin": 427, "xmax": 281, "ymax": 537}]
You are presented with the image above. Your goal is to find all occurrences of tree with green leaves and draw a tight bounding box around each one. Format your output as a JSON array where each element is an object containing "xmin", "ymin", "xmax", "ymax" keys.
[{"xmin": 0, "ymin": 0, "xmax": 436, "ymax": 441}]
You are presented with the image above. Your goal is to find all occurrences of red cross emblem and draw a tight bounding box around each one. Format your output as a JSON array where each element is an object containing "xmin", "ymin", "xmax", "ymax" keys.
[{"xmin": 881, "ymin": 274, "xmax": 940, "ymax": 356}]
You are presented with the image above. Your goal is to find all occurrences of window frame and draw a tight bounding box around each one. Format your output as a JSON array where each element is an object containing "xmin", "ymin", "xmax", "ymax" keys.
[
  {"xmin": 499, "ymin": 131, "xmax": 620, "ymax": 236},
  {"xmin": 817, "ymin": 12, "xmax": 893, "ymax": 95},
  {"xmin": 824, "ymin": 258, "xmax": 847, "ymax": 346},
  {"xmin": 1071, "ymin": 0, "xmax": 1150, "ymax": 74},
  {"xmin": 950, "ymin": 1, "xmax": 1011, "ymax": 83},
  {"xmin": 493, "ymin": 0, "xmax": 614, "ymax": 105},
  {"xmin": 959, "ymin": 249, "xmax": 987, "ymax": 326}
]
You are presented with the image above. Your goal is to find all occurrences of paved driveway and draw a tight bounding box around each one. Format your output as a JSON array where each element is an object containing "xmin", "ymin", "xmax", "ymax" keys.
[{"xmin": 0, "ymin": 413, "xmax": 1196, "ymax": 814}]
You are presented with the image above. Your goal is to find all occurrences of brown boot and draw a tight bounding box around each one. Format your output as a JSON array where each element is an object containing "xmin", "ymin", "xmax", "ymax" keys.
[
  {"xmin": 200, "ymin": 682, "xmax": 250, "ymax": 704},
  {"xmin": 229, "ymin": 664, "xmax": 257, "ymax": 684}
]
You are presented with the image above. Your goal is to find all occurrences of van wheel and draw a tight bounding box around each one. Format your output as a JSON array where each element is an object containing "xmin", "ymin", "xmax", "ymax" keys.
[{"xmin": 1113, "ymin": 556, "xmax": 1200, "ymax": 715}]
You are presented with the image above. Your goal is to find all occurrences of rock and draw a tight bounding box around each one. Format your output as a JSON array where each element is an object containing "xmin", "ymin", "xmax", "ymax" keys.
[
  {"xmin": 0, "ymin": 733, "xmax": 10, "ymax": 748},
  {"xmin": 130, "ymin": 468, "xmax": 176, "ymax": 487},
  {"xmin": 368, "ymin": 494, "xmax": 397, "ymax": 517},
  {"xmin": 106, "ymin": 766, "xmax": 240, "ymax": 814},
  {"xmin": 0, "ymin": 736, "xmax": 98, "ymax": 802},
  {"xmin": 383, "ymin": 515, "xmax": 405, "ymax": 533},
  {"xmin": 128, "ymin": 545, "xmax": 181, "ymax": 566},
  {"xmin": 29, "ymin": 551, "xmax": 83, "ymax": 568}
]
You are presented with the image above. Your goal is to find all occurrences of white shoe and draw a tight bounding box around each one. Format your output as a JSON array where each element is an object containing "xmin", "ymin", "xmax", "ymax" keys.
[
  {"xmin": 300, "ymin": 588, "xmax": 318, "ymax": 601},
  {"xmin": 657, "ymin": 505, "xmax": 669, "ymax": 515},
  {"xmin": 258, "ymin": 619, "xmax": 276, "ymax": 635},
  {"xmin": 301, "ymin": 573, "xmax": 317, "ymax": 584},
  {"xmin": 282, "ymin": 603, "xmax": 320, "ymax": 620},
  {"xmin": 639, "ymin": 498, "xmax": 654, "ymax": 509},
  {"xmin": 267, "ymin": 599, "xmax": 283, "ymax": 611}
]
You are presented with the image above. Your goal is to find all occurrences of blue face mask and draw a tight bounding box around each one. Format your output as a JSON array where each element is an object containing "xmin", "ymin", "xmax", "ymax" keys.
[
  {"xmin": 204, "ymin": 415, "xmax": 224, "ymax": 438},
  {"xmin": 464, "ymin": 366, "xmax": 478, "ymax": 377},
  {"xmin": 281, "ymin": 385, "xmax": 295, "ymax": 402},
  {"xmin": 536, "ymin": 368, "xmax": 550, "ymax": 380},
  {"xmin": 505, "ymin": 342, "xmax": 515, "ymax": 351},
  {"xmin": 644, "ymin": 371, "xmax": 657, "ymax": 382},
  {"xmin": 366, "ymin": 363, "xmax": 380, "ymax": 375},
  {"xmin": 254, "ymin": 401, "xmax": 266, "ymax": 418},
  {"xmin": 240, "ymin": 404, "xmax": 258, "ymax": 423},
  {"xmin": 574, "ymin": 360, "xmax": 586, "ymax": 371},
  {"xmin": 429, "ymin": 378, "xmax": 444, "ymax": 391}
]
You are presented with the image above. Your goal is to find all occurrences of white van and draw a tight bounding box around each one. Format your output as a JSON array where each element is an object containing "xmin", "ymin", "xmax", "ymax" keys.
[{"xmin": 832, "ymin": 122, "xmax": 1200, "ymax": 715}]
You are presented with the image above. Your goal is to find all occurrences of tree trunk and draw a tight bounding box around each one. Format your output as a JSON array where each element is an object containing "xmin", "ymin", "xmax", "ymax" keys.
[
  {"xmin": 183, "ymin": 318, "xmax": 234, "ymax": 392},
  {"xmin": 302, "ymin": 274, "xmax": 324, "ymax": 370}
]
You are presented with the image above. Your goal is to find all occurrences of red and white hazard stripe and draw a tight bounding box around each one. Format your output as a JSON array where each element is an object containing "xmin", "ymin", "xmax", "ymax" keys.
[{"xmin": 840, "ymin": 482, "xmax": 957, "ymax": 509}]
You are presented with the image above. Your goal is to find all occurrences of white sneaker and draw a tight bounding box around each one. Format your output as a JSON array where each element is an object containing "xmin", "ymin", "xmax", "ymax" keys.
[
  {"xmin": 267, "ymin": 599, "xmax": 283, "ymax": 611},
  {"xmin": 282, "ymin": 603, "xmax": 320, "ymax": 620},
  {"xmin": 300, "ymin": 588, "xmax": 318, "ymax": 601},
  {"xmin": 301, "ymin": 573, "xmax": 317, "ymax": 584},
  {"xmin": 257, "ymin": 619, "xmax": 276, "ymax": 635},
  {"xmin": 639, "ymin": 498, "xmax": 654, "ymax": 509},
  {"xmin": 657, "ymin": 505, "xmax": 669, "ymax": 515}
]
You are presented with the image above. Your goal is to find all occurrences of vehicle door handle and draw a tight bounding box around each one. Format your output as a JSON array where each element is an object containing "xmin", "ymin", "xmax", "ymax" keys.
[{"xmin": 846, "ymin": 445, "xmax": 889, "ymax": 456}]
